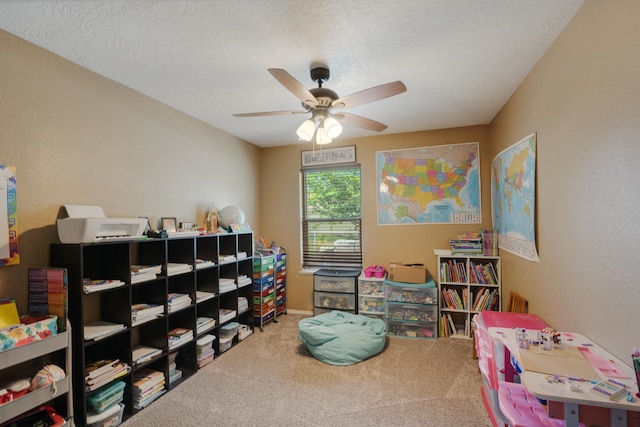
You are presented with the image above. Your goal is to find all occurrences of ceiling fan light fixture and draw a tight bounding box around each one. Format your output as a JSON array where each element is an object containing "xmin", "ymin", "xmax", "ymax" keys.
[
  {"xmin": 315, "ymin": 126, "xmax": 332, "ymax": 145},
  {"xmin": 296, "ymin": 119, "xmax": 316, "ymax": 141},
  {"xmin": 323, "ymin": 116, "xmax": 343, "ymax": 139}
]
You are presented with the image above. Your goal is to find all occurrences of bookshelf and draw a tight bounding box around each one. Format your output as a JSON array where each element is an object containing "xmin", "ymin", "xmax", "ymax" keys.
[
  {"xmin": 437, "ymin": 255, "xmax": 501, "ymax": 338},
  {"xmin": 50, "ymin": 232, "xmax": 253, "ymax": 426}
]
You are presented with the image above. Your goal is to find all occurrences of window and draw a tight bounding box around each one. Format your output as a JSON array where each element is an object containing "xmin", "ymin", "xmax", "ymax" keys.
[{"xmin": 301, "ymin": 165, "xmax": 362, "ymax": 269}]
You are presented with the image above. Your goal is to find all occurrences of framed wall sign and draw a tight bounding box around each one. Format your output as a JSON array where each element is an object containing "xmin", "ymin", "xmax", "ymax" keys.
[{"xmin": 301, "ymin": 145, "xmax": 356, "ymax": 167}]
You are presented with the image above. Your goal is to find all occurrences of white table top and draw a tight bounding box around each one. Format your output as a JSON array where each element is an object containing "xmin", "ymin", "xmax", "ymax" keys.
[{"xmin": 488, "ymin": 327, "xmax": 640, "ymax": 412}]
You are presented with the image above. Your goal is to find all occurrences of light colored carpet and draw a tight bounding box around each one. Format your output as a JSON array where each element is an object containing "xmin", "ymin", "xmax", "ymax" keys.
[{"xmin": 120, "ymin": 313, "xmax": 491, "ymax": 426}]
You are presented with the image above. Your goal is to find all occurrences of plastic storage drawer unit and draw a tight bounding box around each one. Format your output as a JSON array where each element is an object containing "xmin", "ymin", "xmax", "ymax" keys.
[{"xmin": 313, "ymin": 269, "xmax": 360, "ymax": 315}]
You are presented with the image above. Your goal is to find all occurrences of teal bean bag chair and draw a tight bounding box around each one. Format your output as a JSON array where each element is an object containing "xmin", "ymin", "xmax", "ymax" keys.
[{"xmin": 298, "ymin": 311, "xmax": 387, "ymax": 366}]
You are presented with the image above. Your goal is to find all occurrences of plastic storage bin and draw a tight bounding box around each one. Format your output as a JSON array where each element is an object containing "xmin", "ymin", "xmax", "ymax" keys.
[
  {"xmin": 386, "ymin": 303, "xmax": 437, "ymax": 322},
  {"xmin": 313, "ymin": 292, "xmax": 356, "ymax": 311},
  {"xmin": 387, "ymin": 320, "xmax": 437, "ymax": 339},
  {"xmin": 385, "ymin": 280, "xmax": 437, "ymax": 304},
  {"xmin": 86, "ymin": 402, "xmax": 124, "ymax": 427},
  {"xmin": 86, "ymin": 381, "xmax": 126, "ymax": 414},
  {"xmin": 221, "ymin": 321, "xmax": 239, "ymax": 335},
  {"xmin": 314, "ymin": 274, "xmax": 357, "ymax": 293},
  {"xmin": 219, "ymin": 336, "xmax": 233, "ymax": 353},
  {"xmin": 196, "ymin": 334, "xmax": 215, "ymax": 356}
]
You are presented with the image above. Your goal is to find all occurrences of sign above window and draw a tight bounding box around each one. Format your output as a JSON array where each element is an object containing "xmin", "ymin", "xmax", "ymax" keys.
[{"xmin": 301, "ymin": 145, "xmax": 356, "ymax": 168}]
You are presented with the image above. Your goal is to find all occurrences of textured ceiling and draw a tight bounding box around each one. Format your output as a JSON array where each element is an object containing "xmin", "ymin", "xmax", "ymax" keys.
[{"xmin": 0, "ymin": 0, "xmax": 583, "ymax": 147}]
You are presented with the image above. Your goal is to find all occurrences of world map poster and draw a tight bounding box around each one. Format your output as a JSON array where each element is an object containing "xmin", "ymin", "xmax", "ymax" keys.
[
  {"xmin": 376, "ymin": 142, "xmax": 481, "ymax": 225},
  {"xmin": 491, "ymin": 133, "xmax": 539, "ymax": 261}
]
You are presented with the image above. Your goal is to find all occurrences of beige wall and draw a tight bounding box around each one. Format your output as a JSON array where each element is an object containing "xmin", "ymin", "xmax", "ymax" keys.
[
  {"xmin": 261, "ymin": 126, "xmax": 492, "ymax": 312},
  {"xmin": 488, "ymin": 0, "xmax": 640, "ymax": 362},
  {"xmin": 0, "ymin": 30, "xmax": 262, "ymax": 308}
]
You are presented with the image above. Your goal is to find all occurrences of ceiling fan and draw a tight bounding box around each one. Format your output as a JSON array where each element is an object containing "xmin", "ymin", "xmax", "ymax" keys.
[{"xmin": 232, "ymin": 66, "xmax": 407, "ymax": 144}]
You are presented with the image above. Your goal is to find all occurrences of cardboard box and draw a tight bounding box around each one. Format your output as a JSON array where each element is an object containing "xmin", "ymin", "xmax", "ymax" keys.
[{"xmin": 388, "ymin": 262, "xmax": 428, "ymax": 284}]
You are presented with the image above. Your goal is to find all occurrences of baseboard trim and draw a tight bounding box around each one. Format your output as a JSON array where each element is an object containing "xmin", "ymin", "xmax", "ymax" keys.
[{"xmin": 285, "ymin": 309, "xmax": 313, "ymax": 315}]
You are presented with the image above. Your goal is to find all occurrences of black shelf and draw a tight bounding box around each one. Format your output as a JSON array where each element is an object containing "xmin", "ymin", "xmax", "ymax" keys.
[{"xmin": 50, "ymin": 232, "xmax": 254, "ymax": 426}]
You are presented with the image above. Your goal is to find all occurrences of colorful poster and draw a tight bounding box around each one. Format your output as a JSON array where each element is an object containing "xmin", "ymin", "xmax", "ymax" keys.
[
  {"xmin": 491, "ymin": 134, "xmax": 539, "ymax": 261},
  {"xmin": 376, "ymin": 142, "xmax": 481, "ymax": 224},
  {"xmin": 0, "ymin": 165, "xmax": 19, "ymax": 265}
]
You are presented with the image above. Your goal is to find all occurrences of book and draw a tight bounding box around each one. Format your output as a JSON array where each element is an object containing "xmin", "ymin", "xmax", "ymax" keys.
[
  {"xmin": 0, "ymin": 298, "xmax": 20, "ymax": 329},
  {"xmin": 132, "ymin": 345, "xmax": 162, "ymax": 365},
  {"xmin": 196, "ymin": 316, "xmax": 216, "ymax": 334},
  {"xmin": 195, "ymin": 291, "xmax": 215, "ymax": 303},
  {"xmin": 85, "ymin": 358, "xmax": 120, "ymax": 380},
  {"xmin": 83, "ymin": 278, "xmax": 125, "ymax": 293},
  {"xmin": 131, "ymin": 264, "xmax": 162, "ymax": 275},
  {"xmin": 85, "ymin": 363, "xmax": 130, "ymax": 391},
  {"xmin": 27, "ymin": 267, "xmax": 69, "ymax": 332},
  {"xmin": 83, "ymin": 320, "xmax": 126, "ymax": 341},
  {"xmin": 166, "ymin": 263, "xmax": 193, "ymax": 276},
  {"xmin": 168, "ymin": 327, "xmax": 193, "ymax": 349},
  {"xmin": 131, "ymin": 272, "xmax": 158, "ymax": 284},
  {"xmin": 133, "ymin": 389, "xmax": 166, "ymax": 410},
  {"xmin": 131, "ymin": 303, "xmax": 164, "ymax": 322},
  {"xmin": 195, "ymin": 259, "xmax": 215, "ymax": 270},
  {"xmin": 133, "ymin": 368, "xmax": 165, "ymax": 392}
]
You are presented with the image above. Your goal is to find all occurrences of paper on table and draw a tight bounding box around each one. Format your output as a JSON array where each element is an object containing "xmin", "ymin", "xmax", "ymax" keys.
[{"xmin": 519, "ymin": 345, "xmax": 600, "ymax": 380}]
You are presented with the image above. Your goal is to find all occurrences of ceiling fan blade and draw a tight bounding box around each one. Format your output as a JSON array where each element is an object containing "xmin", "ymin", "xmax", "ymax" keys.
[
  {"xmin": 233, "ymin": 110, "xmax": 307, "ymax": 117},
  {"xmin": 334, "ymin": 112, "xmax": 388, "ymax": 132},
  {"xmin": 268, "ymin": 68, "xmax": 318, "ymax": 109},
  {"xmin": 332, "ymin": 81, "xmax": 407, "ymax": 109}
]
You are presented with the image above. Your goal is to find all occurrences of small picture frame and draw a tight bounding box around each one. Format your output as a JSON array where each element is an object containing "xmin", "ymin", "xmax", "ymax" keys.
[{"xmin": 161, "ymin": 217, "xmax": 177, "ymax": 232}]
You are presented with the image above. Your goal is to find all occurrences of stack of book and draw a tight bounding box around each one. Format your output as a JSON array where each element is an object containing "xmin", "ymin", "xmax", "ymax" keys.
[
  {"xmin": 195, "ymin": 258, "xmax": 215, "ymax": 270},
  {"xmin": 218, "ymin": 254, "xmax": 236, "ymax": 263},
  {"xmin": 449, "ymin": 231, "xmax": 483, "ymax": 254},
  {"xmin": 131, "ymin": 345, "xmax": 162, "ymax": 365},
  {"xmin": 195, "ymin": 290, "xmax": 215, "ymax": 303},
  {"xmin": 196, "ymin": 316, "xmax": 216, "ymax": 334},
  {"xmin": 82, "ymin": 278, "xmax": 125, "ymax": 294},
  {"xmin": 482, "ymin": 229, "xmax": 499, "ymax": 256},
  {"xmin": 166, "ymin": 263, "xmax": 193, "ymax": 276},
  {"xmin": 237, "ymin": 296, "xmax": 249, "ymax": 314},
  {"xmin": 167, "ymin": 293, "xmax": 191, "ymax": 312},
  {"xmin": 168, "ymin": 327, "xmax": 193, "ymax": 350},
  {"xmin": 219, "ymin": 278, "xmax": 236, "ymax": 294},
  {"xmin": 236, "ymin": 274, "xmax": 252, "ymax": 288},
  {"xmin": 130, "ymin": 264, "xmax": 162, "ymax": 284},
  {"xmin": 219, "ymin": 308, "xmax": 236, "ymax": 324},
  {"xmin": 84, "ymin": 321, "xmax": 126, "ymax": 341},
  {"xmin": 131, "ymin": 303, "xmax": 164, "ymax": 326},
  {"xmin": 27, "ymin": 267, "xmax": 69, "ymax": 332},
  {"xmin": 168, "ymin": 351, "xmax": 182, "ymax": 385},
  {"xmin": 85, "ymin": 358, "xmax": 130, "ymax": 392},
  {"xmin": 132, "ymin": 368, "xmax": 166, "ymax": 410}
]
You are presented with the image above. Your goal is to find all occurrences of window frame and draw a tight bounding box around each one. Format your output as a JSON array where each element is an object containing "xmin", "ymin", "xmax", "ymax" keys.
[{"xmin": 300, "ymin": 164, "xmax": 363, "ymax": 270}]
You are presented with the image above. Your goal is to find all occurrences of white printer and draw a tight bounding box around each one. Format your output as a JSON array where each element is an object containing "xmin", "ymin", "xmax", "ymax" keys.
[{"xmin": 57, "ymin": 205, "xmax": 148, "ymax": 244}]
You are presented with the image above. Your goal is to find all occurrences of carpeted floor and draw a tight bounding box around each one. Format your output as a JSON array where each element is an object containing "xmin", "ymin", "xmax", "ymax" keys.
[{"xmin": 120, "ymin": 313, "xmax": 491, "ymax": 426}]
